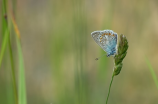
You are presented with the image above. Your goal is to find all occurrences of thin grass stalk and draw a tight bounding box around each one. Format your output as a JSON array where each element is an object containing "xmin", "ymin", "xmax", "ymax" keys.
[
  {"xmin": 1, "ymin": 1, "xmax": 18, "ymax": 104},
  {"xmin": 106, "ymin": 74, "xmax": 114, "ymax": 104},
  {"xmin": 145, "ymin": 58, "xmax": 158, "ymax": 89},
  {"xmin": 0, "ymin": 0, "xmax": 8, "ymax": 68},
  {"xmin": 16, "ymin": 38, "xmax": 27, "ymax": 104},
  {"xmin": 9, "ymin": 36, "xmax": 18, "ymax": 104},
  {"xmin": 0, "ymin": 29, "xmax": 10, "ymax": 68},
  {"xmin": 11, "ymin": 14, "xmax": 27, "ymax": 104},
  {"xmin": 2, "ymin": 0, "xmax": 7, "ymax": 33},
  {"xmin": 9, "ymin": 1, "xmax": 18, "ymax": 103},
  {"xmin": 105, "ymin": 34, "xmax": 128, "ymax": 104}
]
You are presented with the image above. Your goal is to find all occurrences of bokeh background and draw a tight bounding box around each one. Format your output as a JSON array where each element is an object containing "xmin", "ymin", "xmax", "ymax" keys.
[{"xmin": 0, "ymin": 0, "xmax": 158, "ymax": 104}]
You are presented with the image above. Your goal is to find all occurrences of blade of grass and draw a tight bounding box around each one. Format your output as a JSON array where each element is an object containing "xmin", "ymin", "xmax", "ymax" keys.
[
  {"xmin": 1, "ymin": 1, "xmax": 19, "ymax": 104},
  {"xmin": 0, "ymin": 0, "xmax": 9, "ymax": 68},
  {"xmin": 1, "ymin": 0, "xmax": 7, "ymax": 34},
  {"xmin": 11, "ymin": 14, "xmax": 27, "ymax": 104},
  {"xmin": 145, "ymin": 58, "xmax": 158, "ymax": 89},
  {"xmin": 0, "ymin": 28, "xmax": 10, "ymax": 68},
  {"xmin": 17, "ymin": 36, "xmax": 27, "ymax": 104},
  {"xmin": 106, "ymin": 74, "xmax": 114, "ymax": 104},
  {"xmin": 9, "ymin": 36, "xmax": 18, "ymax": 104},
  {"xmin": 9, "ymin": 1, "xmax": 19, "ymax": 104}
]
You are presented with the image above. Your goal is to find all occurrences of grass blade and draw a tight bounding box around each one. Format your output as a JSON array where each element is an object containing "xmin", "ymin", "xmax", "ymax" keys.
[
  {"xmin": 1, "ymin": 1, "xmax": 18, "ymax": 104},
  {"xmin": 12, "ymin": 14, "xmax": 27, "ymax": 104},
  {"xmin": 0, "ymin": 29, "xmax": 10, "ymax": 68},
  {"xmin": 9, "ymin": 36, "xmax": 18, "ymax": 104},
  {"xmin": 145, "ymin": 58, "xmax": 158, "ymax": 89},
  {"xmin": 0, "ymin": 0, "xmax": 9, "ymax": 68},
  {"xmin": 17, "ymin": 38, "xmax": 27, "ymax": 104}
]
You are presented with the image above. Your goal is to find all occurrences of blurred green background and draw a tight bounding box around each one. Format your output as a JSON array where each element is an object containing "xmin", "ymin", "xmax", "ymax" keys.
[{"xmin": 0, "ymin": 0, "xmax": 158, "ymax": 104}]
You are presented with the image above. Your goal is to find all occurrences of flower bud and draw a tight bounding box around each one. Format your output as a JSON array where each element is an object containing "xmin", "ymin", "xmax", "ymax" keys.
[{"xmin": 113, "ymin": 34, "xmax": 128, "ymax": 76}]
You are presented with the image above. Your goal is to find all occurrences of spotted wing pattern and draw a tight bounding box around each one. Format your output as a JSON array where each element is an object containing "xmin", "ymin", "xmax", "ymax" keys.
[{"xmin": 91, "ymin": 30, "xmax": 117, "ymax": 57}]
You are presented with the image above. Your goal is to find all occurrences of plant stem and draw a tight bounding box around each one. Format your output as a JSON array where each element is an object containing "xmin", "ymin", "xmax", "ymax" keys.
[
  {"xmin": 9, "ymin": 37, "xmax": 18, "ymax": 104},
  {"xmin": 106, "ymin": 74, "xmax": 114, "ymax": 104}
]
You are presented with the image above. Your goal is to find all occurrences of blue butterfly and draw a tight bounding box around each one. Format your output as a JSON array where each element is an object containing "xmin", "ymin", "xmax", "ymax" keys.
[{"xmin": 91, "ymin": 30, "xmax": 118, "ymax": 57}]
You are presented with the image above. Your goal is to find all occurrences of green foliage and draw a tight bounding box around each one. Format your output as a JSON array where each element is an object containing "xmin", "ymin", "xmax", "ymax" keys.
[
  {"xmin": 1, "ymin": 0, "xmax": 27, "ymax": 104},
  {"xmin": 0, "ymin": 29, "xmax": 9, "ymax": 68},
  {"xmin": 16, "ymin": 38, "xmax": 27, "ymax": 104},
  {"xmin": 114, "ymin": 34, "xmax": 129, "ymax": 76},
  {"xmin": 146, "ymin": 59, "xmax": 158, "ymax": 90}
]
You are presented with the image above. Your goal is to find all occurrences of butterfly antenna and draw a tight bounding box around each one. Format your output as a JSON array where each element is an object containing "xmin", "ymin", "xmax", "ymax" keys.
[{"xmin": 95, "ymin": 54, "xmax": 106, "ymax": 60}]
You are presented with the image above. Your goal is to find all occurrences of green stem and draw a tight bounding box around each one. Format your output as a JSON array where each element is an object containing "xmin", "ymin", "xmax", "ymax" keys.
[
  {"xmin": 9, "ymin": 37, "xmax": 18, "ymax": 104},
  {"xmin": 106, "ymin": 74, "xmax": 114, "ymax": 104}
]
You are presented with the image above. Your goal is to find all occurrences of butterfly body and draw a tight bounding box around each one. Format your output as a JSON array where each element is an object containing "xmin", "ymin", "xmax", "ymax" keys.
[{"xmin": 91, "ymin": 30, "xmax": 118, "ymax": 57}]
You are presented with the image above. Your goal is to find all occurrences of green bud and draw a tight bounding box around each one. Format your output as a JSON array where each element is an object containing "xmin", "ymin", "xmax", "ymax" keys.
[
  {"xmin": 113, "ymin": 63, "xmax": 123, "ymax": 76},
  {"xmin": 113, "ymin": 34, "xmax": 128, "ymax": 76}
]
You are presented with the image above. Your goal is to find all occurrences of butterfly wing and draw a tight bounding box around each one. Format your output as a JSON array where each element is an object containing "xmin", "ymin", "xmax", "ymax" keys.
[
  {"xmin": 103, "ymin": 30, "xmax": 117, "ymax": 56},
  {"xmin": 91, "ymin": 31, "xmax": 109, "ymax": 54},
  {"xmin": 91, "ymin": 30, "xmax": 117, "ymax": 56}
]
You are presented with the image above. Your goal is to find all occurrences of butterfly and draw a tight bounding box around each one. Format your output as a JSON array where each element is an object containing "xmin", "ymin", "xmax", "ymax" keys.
[{"xmin": 91, "ymin": 30, "xmax": 118, "ymax": 57}]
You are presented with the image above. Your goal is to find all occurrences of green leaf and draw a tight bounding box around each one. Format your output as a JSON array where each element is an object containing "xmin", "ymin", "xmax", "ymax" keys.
[
  {"xmin": 17, "ymin": 39, "xmax": 27, "ymax": 104},
  {"xmin": 12, "ymin": 15, "xmax": 27, "ymax": 104},
  {"xmin": 145, "ymin": 58, "xmax": 158, "ymax": 90},
  {"xmin": 0, "ymin": 28, "xmax": 9, "ymax": 68}
]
